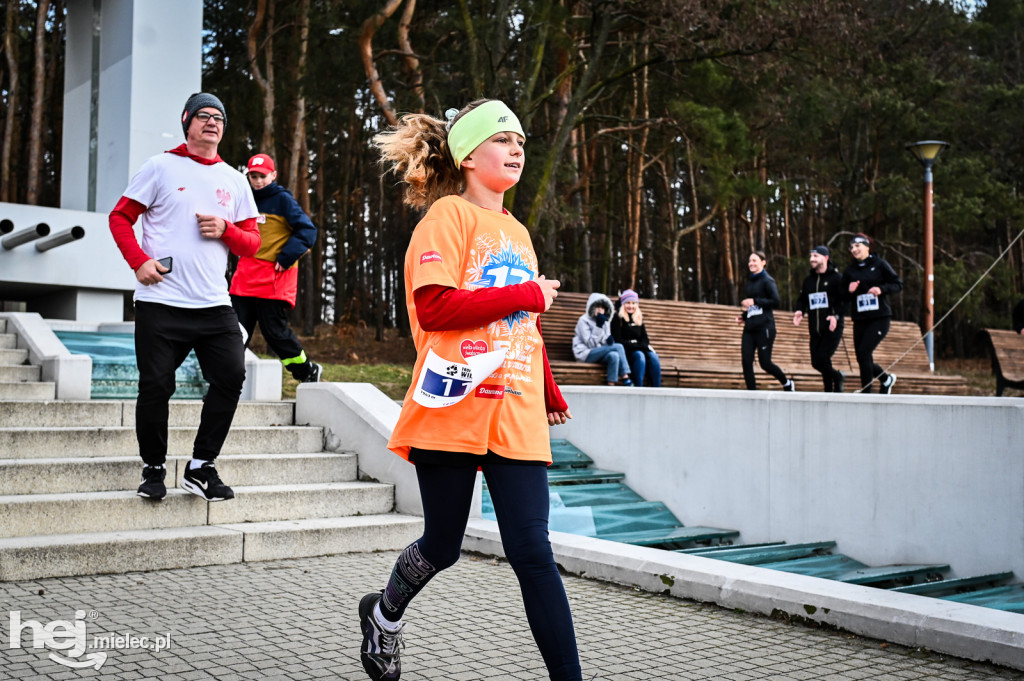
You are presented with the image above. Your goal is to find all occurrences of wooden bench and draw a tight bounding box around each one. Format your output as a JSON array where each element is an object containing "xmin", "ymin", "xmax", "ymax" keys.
[
  {"xmin": 541, "ymin": 291, "xmax": 968, "ymax": 395},
  {"xmin": 982, "ymin": 328, "xmax": 1024, "ymax": 396}
]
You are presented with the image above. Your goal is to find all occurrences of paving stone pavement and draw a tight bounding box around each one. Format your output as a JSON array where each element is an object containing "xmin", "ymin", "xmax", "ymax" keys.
[{"xmin": 1, "ymin": 551, "xmax": 1021, "ymax": 681}]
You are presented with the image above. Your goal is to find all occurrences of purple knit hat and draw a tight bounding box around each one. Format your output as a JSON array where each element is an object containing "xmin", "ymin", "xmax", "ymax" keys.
[{"xmin": 619, "ymin": 289, "xmax": 639, "ymax": 304}]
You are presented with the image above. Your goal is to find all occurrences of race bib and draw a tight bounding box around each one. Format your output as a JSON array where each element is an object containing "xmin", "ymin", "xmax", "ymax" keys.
[
  {"xmin": 412, "ymin": 348, "xmax": 508, "ymax": 409},
  {"xmin": 857, "ymin": 293, "xmax": 880, "ymax": 313},
  {"xmin": 746, "ymin": 305, "xmax": 763, "ymax": 318},
  {"xmin": 809, "ymin": 292, "xmax": 828, "ymax": 310}
]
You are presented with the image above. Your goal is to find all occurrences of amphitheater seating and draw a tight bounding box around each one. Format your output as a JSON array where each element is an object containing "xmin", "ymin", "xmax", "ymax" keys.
[
  {"xmin": 982, "ymin": 328, "xmax": 1024, "ymax": 396},
  {"xmin": 540, "ymin": 291, "xmax": 967, "ymax": 395}
]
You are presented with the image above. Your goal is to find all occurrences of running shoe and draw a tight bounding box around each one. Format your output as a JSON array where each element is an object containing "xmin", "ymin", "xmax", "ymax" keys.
[
  {"xmin": 359, "ymin": 591, "xmax": 404, "ymax": 681},
  {"xmin": 180, "ymin": 461, "xmax": 235, "ymax": 501},
  {"xmin": 303, "ymin": 361, "xmax": 323, "ymax": 383},
  {"xmin": 835, "ymin": 371, "xmax": 846, "ymax": 393},
  {"xmin": 783, "ymin": 379, "xmax": 795, "ymax": 391},
  {"xmin": 880, "ymin": 373, "xmax": 897, "ymax": 395},
  {"xmin": 137, "ymin": 465, "xmax": 166, "ymax": 500}
]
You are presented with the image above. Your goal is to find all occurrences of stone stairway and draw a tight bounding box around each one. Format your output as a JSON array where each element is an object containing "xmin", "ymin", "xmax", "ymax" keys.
[
  {"xmin": 0, "ymin": 317, "xmax": 55, "ymax": 399},
  {"xmin": 0, "ymin": 398, "xmax": 423, "ymax": 581}
]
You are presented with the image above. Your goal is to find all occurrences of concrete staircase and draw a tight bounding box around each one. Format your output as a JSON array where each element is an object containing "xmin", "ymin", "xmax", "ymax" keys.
[
  {"xmin": 0, "ymin": 398, "xmax": 423, "ymax": 581},
  {"xmin": 0, "ymin": 317, "xmax": 56, "ymax": 399}
]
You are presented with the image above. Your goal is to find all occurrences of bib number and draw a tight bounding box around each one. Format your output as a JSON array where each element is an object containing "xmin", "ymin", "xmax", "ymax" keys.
[
  {"xmin": 857, "ymin": 293, "xmax": 880, "ymax": 313},
  {"xmin": 746, "ymin": 305, "xmax": 763, "ymax": 318},
  {"xmin": 809, "ymin": 292, "xmax": 828, "ymax": 310},
  {"xmin": 412, "ymin": 348, "xmax": 508, "ymax": 409}
]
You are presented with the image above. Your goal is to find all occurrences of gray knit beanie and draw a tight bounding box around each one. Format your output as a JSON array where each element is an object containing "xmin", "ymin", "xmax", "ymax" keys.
[{"xmin": 181, "ymin": 92, "xmax": 227, "ymax": 137}]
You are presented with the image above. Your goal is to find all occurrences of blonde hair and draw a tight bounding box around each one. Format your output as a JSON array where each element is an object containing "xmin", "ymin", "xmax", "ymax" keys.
[
  {"xmin": 618, "ymin": 301, "xmax": 643, "ymax": 325},
  {"xmin": 371, "ymin": 99, "xmax": 494, "ymax": 209}
]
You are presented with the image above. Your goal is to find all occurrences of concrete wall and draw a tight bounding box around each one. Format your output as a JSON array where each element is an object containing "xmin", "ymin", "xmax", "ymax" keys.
[{"xmin": 554, "ymin": 386, "xmax": 1024, "ymax": 581}]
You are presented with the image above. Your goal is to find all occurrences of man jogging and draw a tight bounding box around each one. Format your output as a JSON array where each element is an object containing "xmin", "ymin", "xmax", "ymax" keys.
[
  {"xmin": 793, "ymin": 245, "xmax": 846, "ymax": 392},
  {"xmin": 109, "ymin": 92, "xmax": 260, "ymax": 502}
]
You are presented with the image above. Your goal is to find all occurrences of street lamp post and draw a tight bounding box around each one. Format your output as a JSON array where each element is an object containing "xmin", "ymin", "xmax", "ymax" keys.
[{"xmin": 906, "ymin": 140, "xmax": 950, "ymax": 373}]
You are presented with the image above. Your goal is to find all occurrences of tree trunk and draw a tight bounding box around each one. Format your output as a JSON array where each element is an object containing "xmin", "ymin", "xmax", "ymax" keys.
[
  {"xmin": 285, "ymin": 0, "xmax": 309, "ymax": 192},
  {"xmin": 247, "ymin": 0, "xmax": 276, "ymax": 153},
  {"xmin": 359, "ymin": 0, "xmax": 403, "ymax": 126},
  {"xmin": 25, "ymin": 0, "xmax": 49, "ymax": 205},
  {"xmin": 722, "ymin": 209, "xmax": 737, "ymax": 306},
  {"xmin": 1, "ymin": 0, "xmax": 20, "ymax": 203},
  {"xmin": 397, "ymin": 0, "xmax": 424, "ymax": 112}
]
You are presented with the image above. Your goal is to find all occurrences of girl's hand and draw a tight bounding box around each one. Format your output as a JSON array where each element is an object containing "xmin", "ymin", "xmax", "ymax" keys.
[
  {"xmin": 848, "ymin": 281, "xmax": 860, "ymax": 293},
  {"xmin": 547, "ymin": 408, "xmax": 572, "ymax": 426},
  {"xmin": 536, "ymin": 275, "xmax": 561, "ymax": 311}
]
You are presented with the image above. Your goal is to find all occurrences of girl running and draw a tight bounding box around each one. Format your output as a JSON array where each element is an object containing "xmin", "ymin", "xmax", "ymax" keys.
[{"xmin": 359, "ymin": 99, "xmax": 583, "ymax": 681}]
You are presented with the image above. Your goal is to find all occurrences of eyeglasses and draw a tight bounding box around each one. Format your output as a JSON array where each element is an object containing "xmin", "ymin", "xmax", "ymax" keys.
[{"xmin": 195, "ymin": 112, "xmax": 225, "ymax": 125}]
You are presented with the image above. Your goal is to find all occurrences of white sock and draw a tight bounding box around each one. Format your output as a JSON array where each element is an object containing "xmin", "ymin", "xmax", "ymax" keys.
[
  {"xmin": 373, "ymin": 602, "xmax": 402, "ymax": 632},
  {"xmin": 188, "ymin": 459, "xmax": 210, "ymax": 471}
]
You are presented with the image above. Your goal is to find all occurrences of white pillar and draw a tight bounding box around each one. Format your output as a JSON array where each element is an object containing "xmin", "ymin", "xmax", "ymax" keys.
[{"xmin": 61, "ymin": 0, "xmax": 203, "ymax": 213}]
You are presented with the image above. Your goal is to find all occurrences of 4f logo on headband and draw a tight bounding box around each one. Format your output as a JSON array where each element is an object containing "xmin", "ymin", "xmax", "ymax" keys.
[
  {"xmin": 420, "ymin": 251, "xmax": 442, "ymax": 265},
  {"xmin": 498, "ymin": 116, "xmax": 508, "ymax": 123}
]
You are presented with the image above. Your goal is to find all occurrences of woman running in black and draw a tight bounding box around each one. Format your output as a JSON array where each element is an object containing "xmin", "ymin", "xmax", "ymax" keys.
[
  {"xmin": 737, "ymin": 251, "xmax": 794, "ymax": 391},
  {"xmin": 841, "ymin": 233, "xmax": 903, "ymax": 393}
]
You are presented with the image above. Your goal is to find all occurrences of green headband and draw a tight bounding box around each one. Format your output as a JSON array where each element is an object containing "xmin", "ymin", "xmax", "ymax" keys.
[{"xmin": 446, "ymin": 101, "xmax": 526, "ymax": 167}]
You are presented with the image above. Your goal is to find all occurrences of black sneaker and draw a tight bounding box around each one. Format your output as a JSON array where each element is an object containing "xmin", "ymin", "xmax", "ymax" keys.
[
  {"xmin": 880, "ymin": 373, "xmax": 897, "ymax": 395},
  {"xmin": 359, "ymin": 592, "xmax": 404, "ymax": 681},
  {"xmin": 303, "ymin": 361, "xmax": 323, "ymax": 383},
  {"xmin": 181, "ymin": 461, "xmax": 235, "ymax": 501},
  {"xmin": 783, "ymin": 379, "xmax": 795, "ymax": 391},
  {"xmin": 835, "ymin": 371, "xmax": 846, "ymax": 393},
  {"xmin": 137, "ymin": 465, "xmax": 167, "ymax": 500}
]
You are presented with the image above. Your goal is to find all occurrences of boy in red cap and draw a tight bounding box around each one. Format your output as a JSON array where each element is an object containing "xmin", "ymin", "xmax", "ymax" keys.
[{"xmin": 230, "ymin": 153, "xmax": 321, "ymax": 383}]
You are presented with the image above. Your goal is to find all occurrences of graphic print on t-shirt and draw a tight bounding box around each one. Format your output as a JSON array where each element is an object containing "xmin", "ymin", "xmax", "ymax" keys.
[{"xmin": 466, "ymin": 230, "xmax": 539, "ymax": 381}]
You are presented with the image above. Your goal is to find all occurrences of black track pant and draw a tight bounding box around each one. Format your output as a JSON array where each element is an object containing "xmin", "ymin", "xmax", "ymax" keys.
[
  {"xmin": 809, "ymin": 325, "xmax": 844, "ymax": 392},
  {"xmin": 742, "ymin": 324, "xmax": 788, "ymax": 390},
  {"xmin": 134, "ymin": 301, "xmax": 245, "ymax": 466},
  {"xmin": 231, "ymin": 295, "xmax": 312, "ymax": 380},
  {"xmin": 853, "ymin": 316, "xmax": 891, "ymax": 393},
  {"xmin": 378, "ymin": 459, "xmax": 583, "ymax": 681}
]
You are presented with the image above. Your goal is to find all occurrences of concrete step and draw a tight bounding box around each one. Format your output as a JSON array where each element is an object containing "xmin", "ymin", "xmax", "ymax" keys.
[
  {"xmin": 0, "ymin": 348, "xmax": 28, "ymax": 364},
  {"xmin": 0, "ymin": 333, "xmax": 15, "ymax": 350},
  {"xmin": 0, "ymin": 514, "xmax": 423, "ymax": 581},
  {"xmin": 0, "ymin": 425, "xmax": 323, "ymax": 459},
  {"xmin": 0, "ymin": 481, "xmax": 395, "ymax": 537},
  {"xmin": 0, "ymin": 364, "xmax": 41, "ymax": 381},
  {"xmin": 0, "ymin": 452, "xmax": 358, "ymax": 495},
  {"xmin": 0, "ymin": 382, "xmax": 55, "ymax": 400},
  {"xmin": 0, "ymin": 399, "xmax": 295, "ymax": 428},
  {"xmin": 0, "ymin": 400, "xmax": 123, "ymax": 427}
]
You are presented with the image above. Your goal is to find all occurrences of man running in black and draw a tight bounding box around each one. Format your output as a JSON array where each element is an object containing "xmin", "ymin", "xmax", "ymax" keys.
[{"xmin": 793, "ymin": 245, "xmax": 846, "ymax": 392}]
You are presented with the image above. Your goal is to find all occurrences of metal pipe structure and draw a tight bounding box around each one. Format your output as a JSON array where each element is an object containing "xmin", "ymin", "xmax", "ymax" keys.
[
  {"xmin": 0, "ymin": 218, "xmax": 13, "ymax": 235},
  {"xmin": 35, "ymin": 225, "xmax": 86, "ymax": 252},
  {"xmin": 1, "ymin": 223, "xmax": 51, "ymax": 250}
]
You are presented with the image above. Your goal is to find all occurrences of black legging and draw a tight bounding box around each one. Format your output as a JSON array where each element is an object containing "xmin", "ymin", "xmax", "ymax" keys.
[
  {"xmin": 378, "ymin": 460, "xmax": 582, "ymax": 681},
  {"xmin": 853, "ymin": 316, "xmax": 891, "ymax": 392},
  {"xmin": 809, "ymin": 326, "xmax": 844, "ymax": 392},
  {"xmin": 741, "ymin": 324, "xmax": 788, "ymax": 390}
]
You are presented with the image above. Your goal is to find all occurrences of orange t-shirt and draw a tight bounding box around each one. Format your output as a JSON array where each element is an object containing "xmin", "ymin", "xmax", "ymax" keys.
[{"xmin": 387, "ymin": 195, "xmax": 551, "ymax": 463}]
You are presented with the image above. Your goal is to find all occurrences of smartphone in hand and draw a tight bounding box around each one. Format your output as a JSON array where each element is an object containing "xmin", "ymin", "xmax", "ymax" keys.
[{"xmin": 156, "ymin": 256, "xmax": 173, "ymax": 273}]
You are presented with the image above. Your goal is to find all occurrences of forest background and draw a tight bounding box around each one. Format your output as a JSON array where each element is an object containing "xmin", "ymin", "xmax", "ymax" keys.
[{"xmin": 2, "ymin": 0, "xmax": 1023, "ymax": 360}]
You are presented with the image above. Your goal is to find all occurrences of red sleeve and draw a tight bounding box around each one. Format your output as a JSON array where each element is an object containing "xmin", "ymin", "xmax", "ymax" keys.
[
  {"xmin": 109, "ymin": 196, "xmax": 150, "ymax": 271},
  {"xmin": 413, "ymin": 281, "xmax": 546, "ymax": 331},
  {"xmin": 220, "ymin": 217, "xmax": 261, "ymax": 257},
  {"xmin": 539, "ymin": 318, "xmax": 568, "ymax": 413}
]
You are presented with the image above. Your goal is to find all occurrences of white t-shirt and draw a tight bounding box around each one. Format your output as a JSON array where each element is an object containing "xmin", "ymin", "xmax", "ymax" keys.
[{"xmin": 124, "ymin": 153, "xmax": 258, "ymax": 308}]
